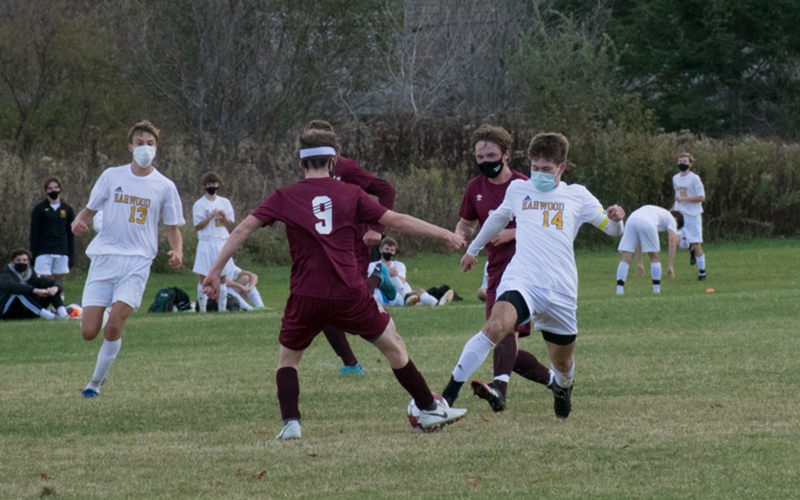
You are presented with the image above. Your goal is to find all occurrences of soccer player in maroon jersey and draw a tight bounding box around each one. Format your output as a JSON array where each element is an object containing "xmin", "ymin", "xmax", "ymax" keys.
[
  {"xmin": 441, "ymin": 125, "xmax": 553, "ymax": 412},
  {"xmin": 304, "ymin": 120, "xmax": 396, "ymax": 375},
  {"xmin": 203, "ymin": 128, "xmax": 467, "ymax": 439}
]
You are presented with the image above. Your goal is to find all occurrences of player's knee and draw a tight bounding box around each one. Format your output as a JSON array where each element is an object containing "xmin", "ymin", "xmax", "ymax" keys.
[
  {"xmin": 477, "ymin": 288, "xmax": 487, "ymax": 302},
  {"xmin": 81, "ymin": 323, "xmax": 100, "ymax": 341}
]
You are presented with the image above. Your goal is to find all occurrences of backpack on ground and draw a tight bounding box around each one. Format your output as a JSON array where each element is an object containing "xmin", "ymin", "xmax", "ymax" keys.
[
  {"xmin": 148, "ymin": 287, "xmax": 193, "ymax": 313},
  {"xmin": 196, "ymin": 294, "xmax": 241, "ymax": 312}
]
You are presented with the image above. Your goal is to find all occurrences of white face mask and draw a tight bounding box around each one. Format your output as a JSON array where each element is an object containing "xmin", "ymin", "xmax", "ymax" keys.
[{"xmin": 133, "ymin": 145, "xmax": 156, "ymax": 168}]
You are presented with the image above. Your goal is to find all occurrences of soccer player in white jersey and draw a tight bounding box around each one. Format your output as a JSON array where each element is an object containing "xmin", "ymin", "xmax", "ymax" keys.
[
  {"xmin": 615, "ymin": 205, "xmax": 684, "ymax": 294},
  {"xmin": 441, "ymin": 133, "xmax": 625, "ymax": 418},
  {"xmin": 671, "ymin": 153, "xmax": 707, "ymax": 280},
  {"xmin": 193, "ymin": 172, "xmax": 235, "ymax": 312},
  {"xmin": 71, "ymin": 120, "xmax": 185, "ymax": 398}
]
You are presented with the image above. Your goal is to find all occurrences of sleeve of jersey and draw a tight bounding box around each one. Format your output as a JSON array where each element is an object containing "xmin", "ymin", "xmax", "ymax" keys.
[
  {"xmin": 466, "ymin": 198, "xmax": 513, "ymax": 257},
  {"xmin": 86, "ymin": 171, "xmax": 110, "ymax": 211},
  {"xmin": 192, "ymin": 201, "xmax": 205, "ymax": 226},
  {"xmin": 695, "ymin": 176, "xmax": 706, "ymax": 197},
  {"xmin": 161, "ymin": 184, "xmax": 186, "ymax": 226},
  {"xmin": 226, "ymin": 199, "xmax": 235, "ymax": 222},
  {"xmin": 356, "ymin": 190, "xmax": 389, "ymax": 224},
  {"xmin": 250, "ymin": 192, "xmax": 280, "ymax": 226},
  {"xmin": 458, "ymin": 183, "xmax": 478, "ymax": 221},
  {"xmin": 583, "ymin": 191, "xmax": 623, "ymax": 236}
]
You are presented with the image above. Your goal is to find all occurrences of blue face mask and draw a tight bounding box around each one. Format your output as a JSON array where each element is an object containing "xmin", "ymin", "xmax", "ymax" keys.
[{"xmin": 530, "ymin": 172, "xmax": 556, "ymax": 192}]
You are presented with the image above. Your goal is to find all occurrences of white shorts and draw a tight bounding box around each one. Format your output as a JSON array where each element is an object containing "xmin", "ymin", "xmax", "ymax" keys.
[
  {"xmin": 617, "ymin": 217, "xmax": 660, "ymax": 253},
  {"xmin": 193, "ymin": 239, "xmax": 235, "ymax": 277},
  {"xmin": 34, "ymin": 254, "xmax": 69, "ymax": 275},
  {"xmin": 681, "ymin": 214, "xmax": 703, "ymax": 243},
  {"xmin": 373, "ymin": 281, "xmax": 413, "ymax": 306},
  {"xmin": 82, "ymin": 254, "xmax": 152, "ymax": 310},
  {"xmin": 496, "ymin": 278, "xmax": 578, "ymax": 335}
]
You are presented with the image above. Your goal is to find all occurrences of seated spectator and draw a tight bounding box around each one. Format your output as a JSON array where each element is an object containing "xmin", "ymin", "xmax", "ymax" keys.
[
  {"xmin": 367, "ymin": 237, "xmax": 454, "ymax": 307},
  {"xmin": 1, "ymin": 248, "xmax": 68, "ymax": 320},
  {"xmin": 225, "ymin": 263, "xmax": 268, "ymax": 311}
]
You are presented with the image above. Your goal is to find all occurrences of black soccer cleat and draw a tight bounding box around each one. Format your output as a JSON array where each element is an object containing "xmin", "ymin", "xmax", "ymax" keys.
[
  {"xmin": 471, "ymin": 380, "xmax": 506, "ymax": 412},
  {"xmin": 698, "ymin": 273, "xmax": 706, "ymax": 281},
  {"xmin": 552, "ymin": 383, "xmax": 573, "ymax": 419},
  {"xmin": 689, "ymin": 248, "xmax": 696, "ymax": 266}
]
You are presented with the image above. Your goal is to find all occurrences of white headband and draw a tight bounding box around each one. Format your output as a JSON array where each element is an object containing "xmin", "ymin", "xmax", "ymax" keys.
[{"xmin": 300, "ymin": 147, "xmax": 337, "ymax": 158}]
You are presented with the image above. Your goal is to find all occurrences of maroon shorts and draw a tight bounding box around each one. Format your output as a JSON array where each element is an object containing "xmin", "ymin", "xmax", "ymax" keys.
[
  {"xmin": 279, "ymin": 291, "xmax": 391, "ymax": 350},
  {"xmin": 486, "ymin": 272, "xmax": 531, "ymax": 337}
]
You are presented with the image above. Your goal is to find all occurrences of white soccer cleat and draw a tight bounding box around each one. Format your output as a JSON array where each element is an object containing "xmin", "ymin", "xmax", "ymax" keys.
[
  {"xmin": 417, "ymin": 404, "xmax": 467, "ymax": 432},
  {"xmin": 276, "ymin": 420, "xmax": 301, "ymax": 440},
  {"xmin": 437, "ymin": 289, "xmax": 454, "ymax": 306}
]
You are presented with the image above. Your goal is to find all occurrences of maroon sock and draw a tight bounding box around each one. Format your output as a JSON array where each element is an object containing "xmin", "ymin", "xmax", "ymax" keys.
[
  {"xmin": 513, "ymin": 350, "xmax": 552, "ymax": 386},
  {"xmin": 322, "ymin": 326, "xmax": 358, "ymax": 366},
  {"xmin": 491, "ymin": 335, "xmax": 518, "ymax": 396},
  {"xmin": 276, "ymin": 367, "xmax": 301, "ymax": 421},
  {"xmin": 365, "ymin": 275, "xmax": 381, "ymax": 294},
  {"xmin": 392, "ymin": 359, "xmax": 434, "ymax": 410}
]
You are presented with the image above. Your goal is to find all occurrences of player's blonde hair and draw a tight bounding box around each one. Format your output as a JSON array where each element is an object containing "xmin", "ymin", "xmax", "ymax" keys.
[
  {"xmin": 380, "ymin": 236, "xmax": 398, "ymax": 249},
  {"xmin": 678, "ymin": 152, "xmax": 694, "ymax": 164},
  {"xmin": 296, "ymin": 129, "xmax": 339, "ymax": 170},
  {"xmin": 528, "ymin": 133, "xmax": 569, "ymax": 165},
  {"xmin": 469, "ymin": 125, "xmax": 513, "ymax": 155},
  {"xmin": 128, "ymin": 120, "xmax": 160, "ymax": 144}
]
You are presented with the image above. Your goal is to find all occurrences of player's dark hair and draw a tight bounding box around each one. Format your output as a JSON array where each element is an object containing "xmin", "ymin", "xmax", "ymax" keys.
[
  {"xmin": 304, "ymin": 120, "xmax": 334, "ymax": 133},
  {"xmin": 9, "ymin": 248, "xmax": 32, "ymax": 262},
  {"xmin": 380, "ymin": 236, "xmax": 398, "ymax": 248},
  {"xmin": 469, "ymin": 125, "xmax": 512, "ymax": 156},
  {"xmin": 128, "ymin": 120, "xmax": 160, "ymax": 144},
  {"xmin": 528, "ymin": 132, "xmax": 569, "ymax": 165},
  {"xmin": 297, "ymin": 129, "xmax": 339, "ymax": 170},
  {"xmin": 670, "ymin": 210, "xmax": 685, "ymax": 230},
  {"xmin": 202, "ymin": 172, "xmax": 222, "ymax": 185},
  {"xmin": 43, "ymin": 176, "xmax": 62, "ymax": 193}
]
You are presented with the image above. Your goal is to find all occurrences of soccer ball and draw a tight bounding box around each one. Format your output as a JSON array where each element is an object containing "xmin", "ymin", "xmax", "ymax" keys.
[
  {"xmin": 67, "ymin": 304, "xmax": 83, "ymax": 319},
  {"xmin": 407, "ymin": 393, "xmax": 449, "ymax": 431}
]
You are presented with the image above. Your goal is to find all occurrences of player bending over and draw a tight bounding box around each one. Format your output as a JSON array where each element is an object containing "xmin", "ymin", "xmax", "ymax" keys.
[
  {"xmin": 72, "ymin": 120, "xmax": 184, "ymax": 398},
  {"xmin": 616, "ymin": 206, "xmax": 683, "ymax": 294},
  {"xmin": 441, "ymin": 132, "xmax": 625, "ymax": 418},
  {"xmin": 203, "ymin": 127, "xmax": 467, "ymax": 439}
]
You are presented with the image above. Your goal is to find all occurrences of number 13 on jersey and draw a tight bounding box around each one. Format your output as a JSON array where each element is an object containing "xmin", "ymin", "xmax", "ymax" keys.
[{"xmin": 312, "ymin": 196, "xmax": 333, "ymax": 235}]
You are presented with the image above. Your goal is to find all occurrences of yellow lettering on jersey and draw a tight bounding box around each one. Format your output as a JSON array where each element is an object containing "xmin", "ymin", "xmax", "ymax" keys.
[{"xmin": 115, "ymin": 193, "xmax": 152, "ymax": 207}]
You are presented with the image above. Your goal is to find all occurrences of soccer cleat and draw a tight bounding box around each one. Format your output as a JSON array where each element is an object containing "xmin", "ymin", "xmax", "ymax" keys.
[
  {"xmin": 276, "ymin": 420, "xmax": 301, "ymax": 440},
  {"xmin": 471, "ymin": 380, "xmax": 506, "ymax": 412},
  {"xmin": 405, "ymin": 295, "xmax": 420, "ymax": 306},
  {"xmin": 437, "ymin": 289, "xmax": 455, "ymax": 306},
  {"xmin": 82, "ymin": 389, "xmax": 99, "ymax": 398},
  {"xmin": 690, "ymin": 248, "xmax": 696, "ymax": 266},
  {"xmin": 338, "ymin": 363, "xmax": 365, "ymax": 375},
  {"xmin": 552, "ymin": 383, "xmax": 573, "ymax": 419},
  {"xmin": 417, "ymin": 405, "xmax": 467, "ymax": 432},
  {"xmin": 372, "ymin": 263, "xmax": 397, "ymax": 301},
  {"xmin": 698, "ymin": 273, "xmax": 706, "ymax": 281}
]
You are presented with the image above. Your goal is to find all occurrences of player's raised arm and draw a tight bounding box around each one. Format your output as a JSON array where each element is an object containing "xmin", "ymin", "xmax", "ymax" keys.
[
  {"xmin": 203, "ymin": 215, "xmax": 262, "ymax": 300},
  {"xmin": 378, "ymin": 211, "xmax": 465, "ymax": 250},
  {"xmin": 590, "ymin": 205, "xmax": 625, "ymax": 236}
]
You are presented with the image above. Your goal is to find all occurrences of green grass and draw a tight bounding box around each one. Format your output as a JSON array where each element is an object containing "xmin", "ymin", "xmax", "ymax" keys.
[{"xmin": 2, "ymin": 239, "xmax": 799, "ymax": 499}]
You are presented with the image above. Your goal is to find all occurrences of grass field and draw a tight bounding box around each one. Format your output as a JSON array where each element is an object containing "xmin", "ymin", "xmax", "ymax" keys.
[{"xmin": 2, "ymin": 239, "xmax": 799, "ymax": 499}]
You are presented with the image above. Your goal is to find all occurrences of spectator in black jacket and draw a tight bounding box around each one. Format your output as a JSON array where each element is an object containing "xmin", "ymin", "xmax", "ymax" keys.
[
  {"xmin": 1, "ymin": 249, "xmax": 68, "ymax": 320},
  {"xmin": 30, "ymin": 177, "xmax": 75, "ymax": 296}
]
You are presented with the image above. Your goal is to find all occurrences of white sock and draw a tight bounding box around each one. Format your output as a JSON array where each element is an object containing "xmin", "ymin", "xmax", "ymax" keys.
[
  {"xmin": 228, "ymin": 289, "xmax": 253, "ymax": 310},
  {"xmin": 419, "ymin": 292, "xmax": 438, "ymax": 306},
  {"xmin": 651, "ymin": 262, "xmax": 662, "ymax": 293},
  {"xmin": 197, "ymin": 283, "xmax": 207, "ymax": 312},
  {"xmin": 248, "ymin": 287, "xmax": 265, "ymax": 308},
  {"xmin": 494, "ymin": 374, "xmax": 510, "ymax": 383},
  {"xmin": 87, "ymin": 338, "xmax": 121, "ymax": 392},
  {"xmin": 39, "ymin": 308, "xmax": 55, "ymax": 319},
  {"xmin": 57, "ymin": 306, "xmax": 69, "ymax": 318},
  {"xmin": 218, "ymin": 283, "xmax": 228, "ymax": 311},
  {"xmin": 697, "ymin": 255, "xmax": 706, "ymax": 273},
  {"xmin": 451, "ymin": 331, "xmax": 495, "ymax": 383},
  {"xmin": 552, "ymin": 362, "xmax": 575, "ymax": 388},
  {"xmin": 616, "ymin": 261, "xmax": 629, "ymax": 294}
]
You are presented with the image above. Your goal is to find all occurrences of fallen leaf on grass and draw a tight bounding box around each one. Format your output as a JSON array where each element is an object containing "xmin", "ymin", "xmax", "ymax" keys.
[
  {"xmin": 313, "ymin": 342, "xmax": 318, "ymax": 346},
  {"xmin": 236, "ymin": 468, "xmax": 253, "ymax": 476},
  {"xmin": 40, "ymin": 486, "xmax": 55, "ymax": 497},
  {"xmin": 40, "ymin": 474, "xmax": 54, "ymax": 480},
  {"xmin": 479, "ymin": 415, "xmax": 489, "ymax": 422},
  {"xmin": 711, "ymin": 403, "xmax": 723, "ymax": 408},
  {"xmin": 622, "ymin": 445, "xmax": 632, "ymax": 450},
  {"xmin": 673, "ymin": 450, "xmax": 678, "ymax": 457},
  {"xmin": 210, "ymin": 481, "xmax": 222, "ymax": 487},
  {"xmin": 689, "ymin": 455, "xmax": 698, "ymax": 460},
  {"xmin": 253, "ymin": 470, "xmax": 267, "ymax": 479},
  {"xmin": 467, "ymin": 477, "xmax": 481, "ymax": 486},
  {"xmin": 308, "ymin": 453, "xmax": 318, "ymax": 458}
]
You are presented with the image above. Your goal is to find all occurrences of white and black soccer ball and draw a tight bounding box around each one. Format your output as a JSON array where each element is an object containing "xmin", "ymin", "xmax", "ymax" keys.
[
  {"xmin": 407, "ymin": 393, "xmax": 449, "ymax": 430},
  {"xmin": 66, "ymin": 303, "xmax": 83, "ymax": 319}
]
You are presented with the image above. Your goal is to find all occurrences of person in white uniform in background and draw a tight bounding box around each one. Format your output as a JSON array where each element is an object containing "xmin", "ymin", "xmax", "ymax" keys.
[
  {"xmin": 193, "ymin": 172, "xmax": 235, "ymax": 312},
  {"xmin": 671, "ymin": 153, "xmax": 707, "ymax": 281}
]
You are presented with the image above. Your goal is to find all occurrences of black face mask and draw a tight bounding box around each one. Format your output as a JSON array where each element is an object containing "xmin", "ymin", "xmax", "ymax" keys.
[
  {"xmin": 478, "ymin": 159, "xmax": 504, "ymax": 179},
  {"xmin": 678, "ymin": 164, "xmax": 689, "ymax": 172},
  {"xmin": 381, "ymin": 252, "xmax": 394, "ymax": 261},
  {"xmin": 14, "ymin": 263, "xmax": 28, "ymax": 273},
  {"xmin": 206, "ymin": 187, "xmax": 218, "ymax": 195},
  {"xmin": 47, "ymin": 191, "xmax": 60, "ymax": 200}
]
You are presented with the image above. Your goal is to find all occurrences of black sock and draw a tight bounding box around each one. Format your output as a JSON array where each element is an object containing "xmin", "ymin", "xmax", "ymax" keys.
[{"xmin": 441, "ymin": 376, "xmax": 463, "ymax": 406}]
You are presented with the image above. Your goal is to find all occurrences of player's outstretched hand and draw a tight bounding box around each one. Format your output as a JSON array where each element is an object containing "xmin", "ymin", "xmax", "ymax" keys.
[
  {"xmin": 71, "ymin": 219, "xmax": 89, "ymax": 236},
  {"xmin": 202, "ymin": 274, "xmax": 221, "ymax": 301},
  {"xmin": 667, "ymin": 266, "xmax": 675, "ymax": 279},
  {"xmin": 444, "ymin": 231, "xmax": 466, "ymax": 251},
  {"xmin": 606, "ymin": 205, "xmax": 625, "ymax": 222},
  {"xmin": 167, "ymin": 250, "xmax": 183, "ymax": 269},
  {"xmin": 461, "ymin": 253, "xmax": 477, "ymax": 273},
  {"xmin": 637, "ymin": 265, "xmax": 645, "ymax": 277},
  {"xmin": 362, "ymin": 229, "xmax": 382, "ymax": 246}
]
